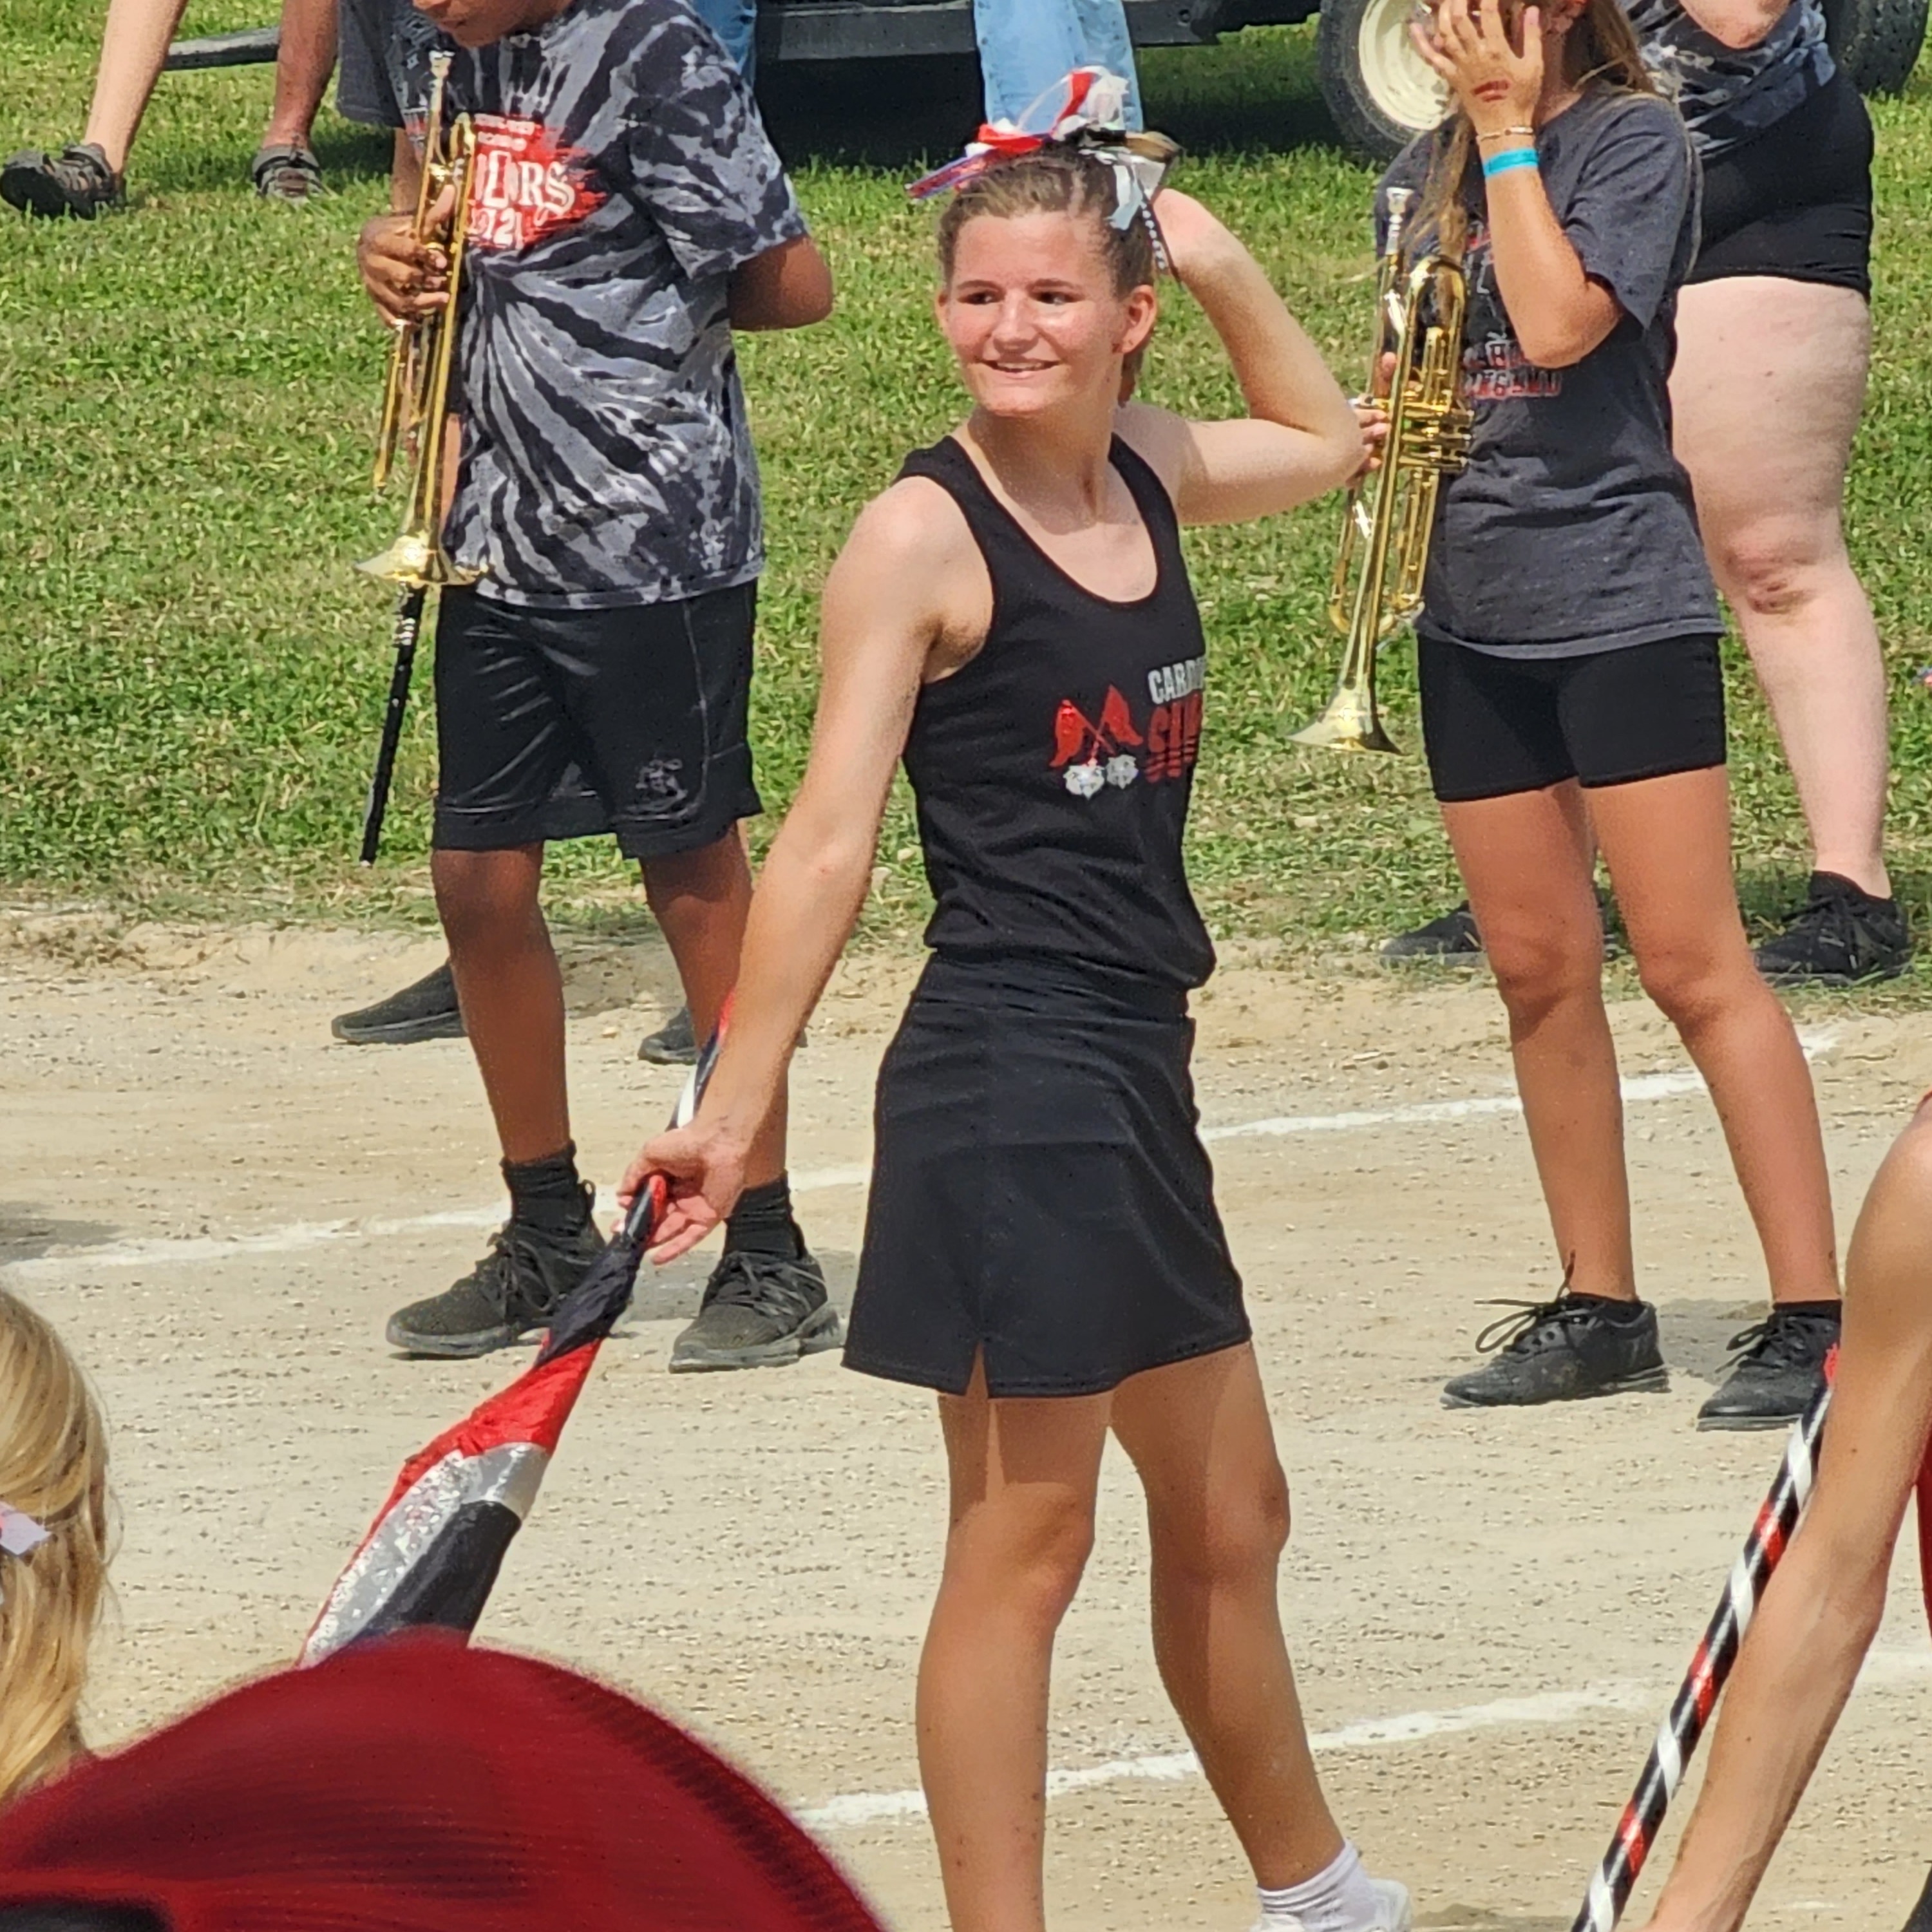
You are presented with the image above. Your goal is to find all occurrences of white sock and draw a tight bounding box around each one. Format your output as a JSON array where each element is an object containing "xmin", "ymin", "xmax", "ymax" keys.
[{"xmin": 1257, "ymin": 1841, "xmax": 1381, "ymax": 1932}]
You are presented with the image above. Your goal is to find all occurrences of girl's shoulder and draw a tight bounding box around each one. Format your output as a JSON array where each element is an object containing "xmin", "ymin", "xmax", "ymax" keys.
[{"xmin": 1558, "ymin": 85, "xmax": 1690, "ymax": 153}]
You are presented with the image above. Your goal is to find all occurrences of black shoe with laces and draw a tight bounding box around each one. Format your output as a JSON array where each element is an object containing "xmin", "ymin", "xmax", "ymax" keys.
[
  {"xmin": 1382, "ymin": 901, "xmax": 1483, "ymax": 963},
  {"xmin": 1, "ymin": 142, "xmax": 123, "ymax": 218},
  {"xmin": 1442, "ymin": 1294, "xmax": 1668, "ymax": 1408},
  {"xmin": 1754, "ymin": 871, "xmax": 1910, "ymax": 985},
  {"xmin": 386, "ymin": 1196, "xmax": 605, "ymax": 1358},
  {"xmin": 332, "ymin": 962, "xmax": 465, "ymax": 1045},
  {"xmin": 670, "ymin": 1248, "xmax": 842, "ymax": 1372},
  {"xmin": 637, "ymin": 1005, "xmax": 697, "ymax": 1065},
  {"xmin": 1695, "ymin": 1303, "xmax": 1840, "ymax": 1432}
]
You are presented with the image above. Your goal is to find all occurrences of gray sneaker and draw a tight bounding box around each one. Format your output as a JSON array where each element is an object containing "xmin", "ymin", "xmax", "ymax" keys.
[
  {"xmin": 670, "ymin": 1249, "xmax": 842, "ymax": 1372},
  {"xmin": 387, "ymin": 1200, "xmax": 604, "ymax": 1358},
  {"xmin": 1695, "ymin": 1305, "xmax": 1839, "ymax": 1431}
]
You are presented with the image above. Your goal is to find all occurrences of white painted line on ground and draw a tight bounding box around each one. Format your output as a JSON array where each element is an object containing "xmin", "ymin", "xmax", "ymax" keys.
[
  {"xmin": 3, "ymin": 1030, "xmax": 1836, "ymax": 1283},
  {"xmin": 796, "ymin": 1680, "xmax": 1655, "ymax": 1830}
]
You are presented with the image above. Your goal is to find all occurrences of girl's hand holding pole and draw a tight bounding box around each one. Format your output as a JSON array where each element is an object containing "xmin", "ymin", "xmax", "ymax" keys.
[{"xmin": 619, "ymin": 1120, "xmax": 752, "ymax": 1264}]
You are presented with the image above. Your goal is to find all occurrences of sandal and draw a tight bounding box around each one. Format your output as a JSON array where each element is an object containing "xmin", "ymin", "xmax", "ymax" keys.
[{"xmin": 251, "ymin": 142, "xmax": 323, "ymax": 202}]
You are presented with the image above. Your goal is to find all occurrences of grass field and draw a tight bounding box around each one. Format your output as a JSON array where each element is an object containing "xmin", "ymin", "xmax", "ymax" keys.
[{"xmin": 1, "ymin": 3, "xmax": 1929, "ymax": 958}]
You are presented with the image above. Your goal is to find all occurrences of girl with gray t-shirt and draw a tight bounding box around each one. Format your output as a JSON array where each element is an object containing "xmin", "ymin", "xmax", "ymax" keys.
[{"xmin": 1379, "ymin": 0, "xmax": 1842, "ymax": 1423}]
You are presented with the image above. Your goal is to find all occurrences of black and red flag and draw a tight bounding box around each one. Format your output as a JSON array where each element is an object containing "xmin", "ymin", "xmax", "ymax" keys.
[{"xmin": 302, "ymin": 1015, "xmax": 726, "ymax": 1664}]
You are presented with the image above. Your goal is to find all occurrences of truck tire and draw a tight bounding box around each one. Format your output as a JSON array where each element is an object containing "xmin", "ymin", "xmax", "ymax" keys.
[
  {"xmin": 1318, "ymin": 0, "xmax": 1445, "ymax": 162},
  {"xmin": 1823, "ymin": 0, "xmax": 1928, "ymax": 92}
]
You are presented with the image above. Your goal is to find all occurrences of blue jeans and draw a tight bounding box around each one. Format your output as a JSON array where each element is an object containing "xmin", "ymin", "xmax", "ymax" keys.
[
  {"xmin": 690, "ymin": 0, "xmax": 758, "ymax": 79},
  {"xmin": 971, "ymin": 0, "xmax": 1143, "ymax": 129}
]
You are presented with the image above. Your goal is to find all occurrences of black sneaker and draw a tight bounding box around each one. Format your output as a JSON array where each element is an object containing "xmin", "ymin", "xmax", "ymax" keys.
[
  {"xmin": 669, "ymin": 1249, "xmax": 842, "ymax": 1372},
  {"xmin": 1442, "ymin": 1295, "xmax": 1668, "ymax": 1408},
  {"xmin": 1754, "ymin": 871, "xmax": 1910, "ymax": 985},
  {"xmin": 1695, "ymin": 1304, "xmax": 1840, "ymax": 1432},
  {"xmin": 332, "ymin": 962, "xmax": 465, "ymax": 1045},
  {"xmin": 386, "ymin": 1202, "xmax": 605, "ymax": 1358},
  {"xmin": 637, "ymin": 1005, "xmax": 697, "ymax": 1065},
  {"xmin": 1, "ymin": 143, "xmax": 123, "ymax": 218},
  {"xmin": 1382, "ymin": 901, "xmax": 1482, "ymax": 963}
]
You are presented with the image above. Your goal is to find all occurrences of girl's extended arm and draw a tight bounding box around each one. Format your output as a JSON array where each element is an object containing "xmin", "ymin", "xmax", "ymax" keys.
[
  {"xmin": 1121, "ymin": 190, "xmax": 1363, "ymax": 524},
  {"xmin": 618, "ymin": 486, "xmax": 958, "ymax": 1259},
  {"xmin": 1636, "ymin": 1114, "xmax": 1932, "ymax": 1932},
  {"xmin": 1414, "ymin": 0, "xmax": 1623, "ymax": 367}
]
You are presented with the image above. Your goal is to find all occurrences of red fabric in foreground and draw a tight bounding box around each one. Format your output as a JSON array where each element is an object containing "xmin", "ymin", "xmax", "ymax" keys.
[{"xmin": 0, "ymin": 1633, "xmax": 882, "ymax": 1932}]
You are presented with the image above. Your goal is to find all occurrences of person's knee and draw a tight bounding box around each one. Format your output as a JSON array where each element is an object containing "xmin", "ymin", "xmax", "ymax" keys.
[
  {"xmin": 1486, "ymin": 920, "xmax": 1601, "ymax": 1029},
  {"xmin": 432, "ymin": 847, "xmax": 543, "ymax": 953},
  {"xmin": 1635, "ymin": 942, "xmax": 1734, "ymax": 1034},
  {"xmin": 948, "ymin": 1497, "xmax": 1095, "ymax": 1634},
  {"xmin": 1712, "ymin": 521, "xmax": 1840, "ymax": 623},
  {"xmin": 1153, "ymin": 1459, "xmax": 1291, "ymax": 1595},
  {"xmin": 641, "ymin": 829, "xmax": 749, "ymax": 907}
]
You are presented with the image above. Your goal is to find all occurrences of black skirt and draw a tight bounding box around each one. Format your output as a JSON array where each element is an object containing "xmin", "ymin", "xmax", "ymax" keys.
[{"xmin": 845, "ymin": 954, "xmax": 1250, "ymax": 1399}]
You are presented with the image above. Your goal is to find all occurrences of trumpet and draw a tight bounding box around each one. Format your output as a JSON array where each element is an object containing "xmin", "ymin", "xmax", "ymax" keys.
[
  {"xmin": 361, "ymin": 48, "xmax": 480, "ymax": 590},
  {"xmin": 356, "ymin": 50, "xmax": 478, "ymax": 866},
  {"xmin": 1293, "ymin": 187, "xmax": 1471, "ymax": 756}
]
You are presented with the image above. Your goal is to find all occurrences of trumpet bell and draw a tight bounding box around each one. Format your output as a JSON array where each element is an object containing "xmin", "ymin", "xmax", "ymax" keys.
[
  {"xmin": 357, "ymin": 533, "xmax": 482, "ymax": 589},
  {"xmin": 1291, "ymin": 692, "xmax": 1400, "ymax": 756}
]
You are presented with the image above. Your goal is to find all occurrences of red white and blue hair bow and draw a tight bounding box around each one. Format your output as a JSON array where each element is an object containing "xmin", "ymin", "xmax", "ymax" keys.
[{"xmin": 907, "ymin": 67, "xmax": 1179, "ymax": 270}]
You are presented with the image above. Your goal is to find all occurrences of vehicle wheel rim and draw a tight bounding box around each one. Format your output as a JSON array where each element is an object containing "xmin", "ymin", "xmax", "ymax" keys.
[{"xmin": 1356, "ymin": 0, "xmax": 1447, "ymax": 135}]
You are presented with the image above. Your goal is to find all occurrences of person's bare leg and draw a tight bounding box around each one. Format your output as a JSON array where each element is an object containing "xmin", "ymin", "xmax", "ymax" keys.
[
  {"xmin": 642, "ymin": 832, "xmax": 787, "ymax": 1190},
  {"xmin": 919, "ymin": 1362, "xmax": 1112, "ymax": 1932},
  {"xmin": 78, "ymin": 0, "xmax": 191, "ymax": 174},
  {"xmin": 1671, "ymin": 278, "xmax": 1888, "ymax": 896},
  {"xmin": 1110, "ymin": 1345, "xmax": 1345, "ymax": 1888},
  {"xmin": 433, "ymin": 844, "xmax": 571, "ymax": 1163},
  {"xmin": 1590, "ymin": 768, "xmax": 1840, "ymax": 1305},
  {"xmin": 259, "ymin": 0, "xmax": 338, "ymax": 152},
  {"xmin": 1443, "ymin": 784, "xmax": 1636, "ymax": 1297}
]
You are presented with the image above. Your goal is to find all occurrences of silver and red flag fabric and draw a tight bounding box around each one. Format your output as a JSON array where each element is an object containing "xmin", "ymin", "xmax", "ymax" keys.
[
  {"xmin": 303, "ymin": 1018, "xmax": 724, "ymax": 1663},
  {"xmin": 1569, "ymin": 1363, "xmax": 1833, "ymax": 1932}
]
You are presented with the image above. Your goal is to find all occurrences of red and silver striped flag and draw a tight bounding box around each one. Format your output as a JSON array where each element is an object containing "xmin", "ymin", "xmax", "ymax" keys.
[{"xmin": 303, "ymin": 1014, "xmax": 725, "ymax": 1663}]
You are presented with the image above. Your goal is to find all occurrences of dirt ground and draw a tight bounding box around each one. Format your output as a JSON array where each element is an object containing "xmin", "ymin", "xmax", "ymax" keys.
[{"xmin": 4, "ymin": 905, "xmax": 1929, "ymax": 1931}]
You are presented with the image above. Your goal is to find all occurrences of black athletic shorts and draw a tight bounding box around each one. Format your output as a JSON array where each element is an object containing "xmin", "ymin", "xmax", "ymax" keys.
[
  {"xmin": 432, "ymin": 583, "xmax": 761, "ymax": 860},
  {"xmin": 1418, "ymin": 632, "xmax": 1727, "ymax": 804},
  {"xmin": 848, "ymin": 954, "xmax": 1251, "ymax": 1399},
  {"xmin": 1689, "ymin": 71, "xmax": 1872, "ymax": 297}
]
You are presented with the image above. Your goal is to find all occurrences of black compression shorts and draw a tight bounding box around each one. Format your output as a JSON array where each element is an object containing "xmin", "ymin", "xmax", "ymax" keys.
[
  {"xmin": 1689, "ymin": 70, "xmax": 1872, "ymax": 296},
  {"xmin": 1418, "ymin": 632, "xmax": 1728, "ymax": 804},
  {"xmin": 431, "ymin": 583, "xmax": 761, "ymax": 860}
]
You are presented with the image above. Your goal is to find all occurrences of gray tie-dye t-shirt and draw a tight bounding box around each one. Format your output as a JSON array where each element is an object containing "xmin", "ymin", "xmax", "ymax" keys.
[{"xmin": 393, "ymin": 0, "xmax": 808, "ymax": 609}]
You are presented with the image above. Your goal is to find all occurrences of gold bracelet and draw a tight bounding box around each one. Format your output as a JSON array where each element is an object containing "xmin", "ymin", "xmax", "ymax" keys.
[{"xmin": 1475, "ymin": 124, "xmax": 1537, "ymax": 142}]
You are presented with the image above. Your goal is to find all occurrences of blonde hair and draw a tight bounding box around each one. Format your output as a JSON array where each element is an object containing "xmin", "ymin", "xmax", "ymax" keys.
[
  {"xmin": 1417, "ymin": 0, "xmax": 1657, "ymax": 260},
  {"xmin": 0, "ymin": 1287, "xmax": 110, "ymax": 1808},
  {"xmin": 936, "ymin": 148, "xmax": 1158, "ymax": 296}
]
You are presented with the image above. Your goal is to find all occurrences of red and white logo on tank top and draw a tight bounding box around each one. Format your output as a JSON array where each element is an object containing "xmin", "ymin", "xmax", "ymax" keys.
[
  {"xmin": 1050, "ymin": 655, "xmax": 1205, "ymax": 798},
  {"xmin": 464, "ymin": 114, "xmax": 606, "ymax": 252}
]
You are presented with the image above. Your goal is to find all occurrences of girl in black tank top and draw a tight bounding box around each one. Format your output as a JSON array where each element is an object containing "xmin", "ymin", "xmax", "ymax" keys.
[{"xmin": 625, "ymin": 139, "xmax": 1411, "ymax": 1932}]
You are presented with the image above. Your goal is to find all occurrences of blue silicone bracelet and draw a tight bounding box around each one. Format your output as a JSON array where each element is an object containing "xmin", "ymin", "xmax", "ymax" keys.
[{"xmin": 1481, "ymin": 146, "xmax": 1539, "ymax": 178}]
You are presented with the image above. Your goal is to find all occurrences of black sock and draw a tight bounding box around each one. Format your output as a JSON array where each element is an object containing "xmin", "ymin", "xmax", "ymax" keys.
[
  {"xmin": 1775, "ymin": 1298, "xmax": 1842, "ymax": 1321},
  {"xmin": 725, "ymin": 1175, "xmax": 805, "ymax": 1262},
  {"xmin": 1566, "ymin": 1292, "xmax": 1649, "ymax": 1323},
  {"xmin": 504, "ymin": 1143, "xmax": 591, "ymax": 1238}
]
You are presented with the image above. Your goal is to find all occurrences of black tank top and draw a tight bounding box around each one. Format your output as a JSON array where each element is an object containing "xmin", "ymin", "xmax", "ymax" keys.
[{"xmin": 898, "ymin": 434, "xmax": 1215, "ymax": 993}]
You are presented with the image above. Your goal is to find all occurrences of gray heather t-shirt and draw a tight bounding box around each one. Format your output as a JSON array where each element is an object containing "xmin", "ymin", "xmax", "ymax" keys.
[
  {"xmin": 386, "ymin": 0, "xmax": 808, "ymax": 609},
  {"xmin": 1623, "ymin": 0, "xmax": 1834, "ymax": 160},
  {"xmin": 1377, "ymin": 90, "xmax": 1719, "ymax": 659}
]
